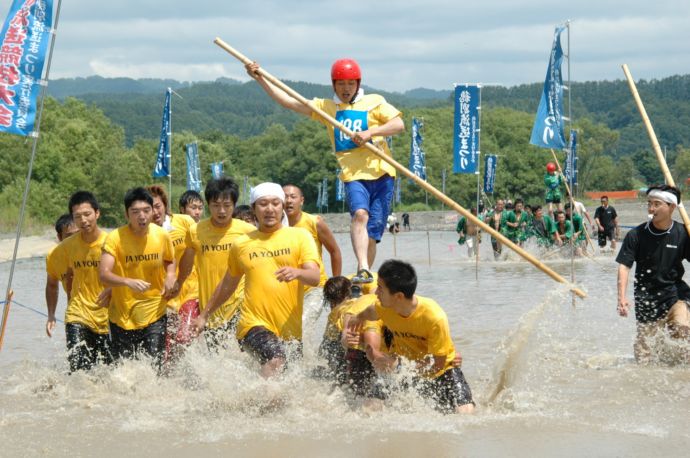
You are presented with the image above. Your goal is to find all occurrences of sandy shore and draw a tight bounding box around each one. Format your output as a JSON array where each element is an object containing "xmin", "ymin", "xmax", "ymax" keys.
[{"xmin": 0, "ymin": 232, "xmax": 57, "ymax": 263}]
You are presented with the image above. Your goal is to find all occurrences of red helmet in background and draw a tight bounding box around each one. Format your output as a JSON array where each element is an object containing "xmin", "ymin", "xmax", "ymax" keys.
[
  {"xmin": 331, "ymin": 59, "xmax": 361, "ymax": 81},
  {"xmin": 546, "ymin": 162, "xmax": 557, "ymax": 173}
]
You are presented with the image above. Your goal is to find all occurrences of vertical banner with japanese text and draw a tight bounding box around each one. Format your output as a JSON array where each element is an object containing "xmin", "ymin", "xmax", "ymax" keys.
[
  {"xmin": 321, "ymin": 177, "xmax": 328, "ymax": 211},
  {"xmin": 210, "ymin": 162, "xmax": 223, "ymax": 179},
  {"xmin": 395, "ymin": 176, "xmax": 401, "ymax": 204},
  {"xmin": 530, "ymin": 26, "xmax": 566, "ymax": 149},
  {"xmin": 483, "ymin": 154, "xmax": 497, "ymax": 194},
  {"xmin": 453, "ymin": 84, "xmax": 480, "ymax": 174},
  {"xmin": 409, "ymin": 117, "xmax": 426, "ymax": 181},
  {"xmin": 0, "ymin": 0, "xmax": 53, "ymax": 136},
  {"xmin": 185, "ymin": 142, "xmax": 202, "ymax": 192},
  {"xmin": 564, "ymin": 130, "xmax": 577, "ymax": 187},
  {"xmin": 335, "ymin": 170, "xmax": 344, "ymax": 202},
  {"xmin": 152, "ymin": 88, "xmax": 171, "ymax": 177}
]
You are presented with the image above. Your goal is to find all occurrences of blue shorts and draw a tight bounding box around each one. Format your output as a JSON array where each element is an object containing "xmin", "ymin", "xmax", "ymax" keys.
[{"xmin": 345, "ymin": 175, "xmax": 395, "ymax": 242}]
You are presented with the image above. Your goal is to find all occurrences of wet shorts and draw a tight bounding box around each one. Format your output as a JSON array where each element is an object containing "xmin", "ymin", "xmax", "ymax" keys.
[
  {"xmin": 109, "ymin": 315, "xmax": 167, "ymax": 370},
  {"xmin": 239, "ymin": 326, "xmax": 291, "ymax": 364},
  {"xmin": 598, "ymin": 227, "xmax": 615, "ymax": 246},
  {"xmin": 345, "ymin": 174, "xmax": 395, "ymax": 242},
  {"xmin": 65, "ymin": 322, "xmax": 112, "ymax": 373},
  {"xmin": 345, "ymin": 348, "xmax": 386, "ymax": 399},
  {"xmin": 420, "ymin": 367, "xmax": 475, "ymax": 413}
]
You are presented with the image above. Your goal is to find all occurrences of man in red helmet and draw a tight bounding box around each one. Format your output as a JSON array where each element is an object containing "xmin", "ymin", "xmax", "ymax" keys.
[
  {"xmin": 245, "ymin": 59, "xmax": 404, "ymax": 282},
  {"xmin": 544, "ymin": 162, "xmax": 564, "ymax": 217}
]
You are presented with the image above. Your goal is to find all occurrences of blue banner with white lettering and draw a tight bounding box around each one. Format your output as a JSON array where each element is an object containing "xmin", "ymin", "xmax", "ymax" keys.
[
  {"xmin": 483, "ymin": 154, "xmax": 497, "ymax": 194},
  {"xmin": 185, "ymin": 142, "xmax": 201, "ymax": 192},
  {"xmin": 321, "ymin": 177, "xmax": 328, "ymax": 210},
  {"xmin": 453, "ymin": 84, "xmax": 481, "ymax": 174},
  {"xmin": 210, "ymin": 162, "xmax": 223, "ymax": 179},
  {"xmin": 530, "ymin": 26, "xmax": 566, "ymax": 149},
  {"xmin": 409, "ymin": 117, "xmax": 426, "ymax": 181},
  {"xmin": 335, "ymin": 170, "xmax": 344, "ymax": 202},
  {"xmin": 564, "ymin": 130, "xmax": 577, "ymax": 186},
  {"xmin": 316, "ymin": 181, "xmax": 322, "ymax": 209},
  {"xmin": 0, "ymin": 0, "xmax": 53, "ymax": 136},
  {"xmin": 152, "ymin": 88, "xmax": 171, "ymax": 177},
  {"xmin": 395, "ymin": 177, "xmax": 401, "ymax": 204}
]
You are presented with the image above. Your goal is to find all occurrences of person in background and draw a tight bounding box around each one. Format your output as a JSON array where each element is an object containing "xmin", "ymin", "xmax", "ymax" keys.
[{"xmin": 594, "ymin": 195, "xmax": 619, "ymax": 251}]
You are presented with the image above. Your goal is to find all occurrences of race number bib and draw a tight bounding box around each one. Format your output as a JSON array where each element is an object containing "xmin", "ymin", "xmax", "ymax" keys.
[{"xmin": 334, "ymin": 109, "xmax": 369, "ymax": 152}]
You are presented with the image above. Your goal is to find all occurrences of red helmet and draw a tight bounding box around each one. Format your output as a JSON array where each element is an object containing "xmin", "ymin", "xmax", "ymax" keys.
[
  {"xmin": 331, "ymin": 58, "xmax": 361, "ymax": 81},
  {"xmin": 546, "ymin": 162, "xmax": 557, "ymax": 173}
]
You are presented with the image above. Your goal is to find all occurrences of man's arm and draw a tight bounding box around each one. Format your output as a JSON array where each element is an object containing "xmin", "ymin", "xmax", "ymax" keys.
[
  {"xmin": 316, "ymin": 216, "xmax": 342, "ymax": 277},
  {"xmin": 176, "ymin": 247, "xmax": 195, "ymax": 287},
  {"xmin": 275, "ymin": 261, "xmax": 320, "ymax": 287},
  {"xmin": 617, "ymin": 264, "xmax": 632, "ymax": 317},
  {"xmin": 191, "ymin": 271, "xmax": 241, "ymax": 334},
  {"xmin": 162, "ymin": 259, "xmax": 178, "ymax": 299},
  {"xmin": 352, "ymin": 117, "xmax": 405, "ymax": 145},
  {"xmin": 45, "ymin": 274, "xmax": 59, "ymax": 337},
  {"xmin": 246, "ymin": 62, "xmax": 312, "ymax": 115},
  {"xmin": 99, "ymin": 252, "xmax": 150, "ymax": 293}
]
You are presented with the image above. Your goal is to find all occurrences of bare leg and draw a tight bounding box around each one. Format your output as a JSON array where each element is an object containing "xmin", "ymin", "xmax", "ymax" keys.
[
  {"xmin": 367, "ymin": 238, "xmax": 376, "ymax": 267},
  {"xmin": 260, "ymin": 357, "xmax": 286, "ymax": 379},
  {"xmin": 455, "ymin": 403, "xmax": 475, "ymax": 414},
  {"xmin": 351, "ymin": 209, "xmax": 370, "ymax": 270}
]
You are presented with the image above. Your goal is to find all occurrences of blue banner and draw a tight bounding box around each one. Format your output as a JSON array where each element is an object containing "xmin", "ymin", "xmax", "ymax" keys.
[
  {"xmin": 316, "ymin": 181, "xmax": 322, "ymax": 209},
  {"xmin": 321, "ymin": 177, "xmax": 328, "ymax": 210},
  {"xmin": 453, "ymin": 84, "xmax": 481, "ymax": 174},
  {"xmin": 564, "ymin": 130, "xmax": 577, "ymax": 186},
  {"xmin": 409, "ymin": 117, "xmax": 426, "ymax": 181},
  {"xmin": 185, "ymin": 142, "xmax": 201, "ymax": 192},
  {"xmin": 210, "ymin": 162, "xmax": 223, "ymax": 179},
  {"xmin": 335, "ymin": 170, "xmax": 344, "ymax": 202},
  {"xmin": 152, "ymin": 88, "xmax": 171, "ymax": 177},
  {"xmin": 0, "ymin": 0, "xmax": 53, "ymax": 136},
  {"xmin": 483, "ymin": 154, "xmax": 498, "ymax": 194},
  {"xmin": 530, "ymin": 26, "xmax": 566, "ymax": 149},
  {"xmin": 395, "ymin": 176, "xmax": 401, "ymax": 204}
]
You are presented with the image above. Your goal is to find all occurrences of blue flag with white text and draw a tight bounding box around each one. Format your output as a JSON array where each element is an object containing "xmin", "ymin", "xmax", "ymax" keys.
[
  {"xmin": 185, "ymin": 142, "xmax": 202, "ymax": 192},
  {"xmin": 453, "ymin": 85, "xmax": 481, "ymax": 174},
  {"xmin": 0, "ymin": 0, "xmax": 53, "ymax": 136},
  {"xmin": 395, "ymin": 177, "xmax": 401, "ymax": 204},
  {"xmin": 335, "ymin": 170, "xmax": 344, "ymax": 202},
  {"xmin": 321, "ymin": 177, "xmax": 328, "ymax": 211},
  {"xmin": 409, "ymin": 117, "xmax": 426, "ymax": 181},
  {"xmin": 153, "ymin": 88, "xmax": 171, "ymax": 177},
  {"xmin": 210, "ymin": 162, "xmax": 223, "ymax": 179},
  {"xmin": 564, "ymin": 130, "xmax": 577, "ymax": 186},
  {"xmin": 530, "ymin": 27, "xmax": 566, "ymax": 149},
  {"xmin": 483, "ymin": 154, "xmax": 497, "ymax": 194}
]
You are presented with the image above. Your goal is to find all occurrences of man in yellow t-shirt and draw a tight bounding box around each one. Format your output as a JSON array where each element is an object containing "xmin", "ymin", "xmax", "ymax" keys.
[
  {"xmin": 99, "ymin": 187, "xmax": 176, "ymax": 370},
  {"xmin": 246, "ymin": 59, "xmax": 404, "ymax": 283},
  {"xmin": 49, "ymin": 191, "xmax": 111, "ymax": 372},
  {"xmin": 45, "ymin": 214, "xmax": 78, "ymax": 333},
  {"xmin": 192, "ymin": 182, "xmax": 320, "ymax": 378},
  {"xmin": 284, "ymin": 184, "xmax": 342, "ymax": 334},
  {"xmin": 177, "ymin": 178, "xmax": 256, "ymax": 349},
  {"xmin": 348, "ymin": 260, "xmax": 475, "ymax": 414}
]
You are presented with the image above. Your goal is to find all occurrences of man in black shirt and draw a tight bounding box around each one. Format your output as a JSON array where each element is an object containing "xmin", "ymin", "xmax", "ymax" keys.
[
  {"xmin": 594, "ymin": 196, "xmax": 618, "ymax": 250},
  {"xmin": 616, "ymin": 185, "xmax": 690, "ymax": 363}
]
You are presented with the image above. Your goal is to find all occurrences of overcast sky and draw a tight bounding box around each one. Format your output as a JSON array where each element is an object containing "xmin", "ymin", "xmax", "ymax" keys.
[{"xmin": 6, "ymin": 0, "xmax": 690, "ymax": 91}]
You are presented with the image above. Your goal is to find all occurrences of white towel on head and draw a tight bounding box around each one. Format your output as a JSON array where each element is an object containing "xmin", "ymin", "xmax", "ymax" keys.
[{"xmin": 249, "ymin": 182, "xmax": 289, "ymax": 227}]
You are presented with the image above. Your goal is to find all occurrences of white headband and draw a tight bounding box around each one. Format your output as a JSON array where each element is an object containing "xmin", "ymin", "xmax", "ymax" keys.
[
  {"xmin": 647, "ymin": 189, "xmax": 678, "ymax": 205},
  {"xmin": 250, "ymin": 182, "xmax": 285, "ymax": 205}
]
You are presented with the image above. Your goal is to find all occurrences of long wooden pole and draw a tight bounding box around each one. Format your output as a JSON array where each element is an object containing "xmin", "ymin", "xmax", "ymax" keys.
[
  {"xmin": 215, "ymin": 37, "xmax": 586, "ymax": 298},
  {"xmin": 622, "ymin": 64, "xmax": 690, "ymax": 236}
]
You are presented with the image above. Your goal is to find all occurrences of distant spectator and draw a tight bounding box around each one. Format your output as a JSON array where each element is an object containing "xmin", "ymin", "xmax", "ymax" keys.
[{"xmin": 402, "ymin": 213, "xmax": 411, "ymax": 231}]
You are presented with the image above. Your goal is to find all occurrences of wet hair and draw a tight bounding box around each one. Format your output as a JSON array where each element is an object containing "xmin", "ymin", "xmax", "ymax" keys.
[
  {"xmin": 54, "ymin": 213, "xmax": 74, "ymax": 237},
  {"xmin": 323, "ymin": 276, "xmax": 352, "ymax": 309},
  {"xmin": 646, "ymin": 184, "xmax": 681, "ymax": 204},
  {"xmin": 179, "ymin": 190, "xmax": 203, "ymax": 211},
  {"xmin": 514, "ymin": 198, "xmax": 524, "ymax": 206},
  {"xmin": 205, "ymin": 178, "xmax": 239, "ymax": 205},
  {"xmin": 378, "ymin": 259, "xmax": 417, "ymax": 299},
  {"xmin": 68, "ymin": 190, "xmax": 99, "ymax": 214},
  {"xmin": 124, "ymin": 187, "xmax": 153, "ymax": 211},
  {"xmin": 146, "ymin": 185, "xmax": 169, "ymax": 213},
  {"xmin": 232, "ymin": 204, "xmax": 255, "ymax": 223},
  {"xmin": 532, "ymin": 205, "xmax": 542, "ymax": 213},
  {"xmin": 554, "ymin": 210, "xmax": 565, "ymax": 219},
  {"xmin": 282, "ymin": 184, "xmax": 303, "ymax": 196}
]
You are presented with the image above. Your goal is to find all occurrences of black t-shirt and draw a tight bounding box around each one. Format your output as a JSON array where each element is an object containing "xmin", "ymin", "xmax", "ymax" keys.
[
  {"xmin": 594, "ymin": 205, "xmax": 617, "ymax": 229},
  {"xmin": 616, "ymin": 220, "xmax": 690, "ymax": 322},
  {"xmin": 402, "ymin": 213, "xmax": 410, "ymax": 224}
]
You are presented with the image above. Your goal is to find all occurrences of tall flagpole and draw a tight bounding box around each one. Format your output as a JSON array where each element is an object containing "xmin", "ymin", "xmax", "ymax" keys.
[
  {"xmin": 475, "ymin": 85, "xmax": 482, "ymax": 279},
  {"xmin": 1, "ymin": 0, "xmax": 64, "ymax": 351},
  {"xmin": 167, "ymin": 87, "xmax": 173, "ymax": 202},
  {"xmin": 566, "ymin": 20, "xmax": 575, "ymax": 308}
]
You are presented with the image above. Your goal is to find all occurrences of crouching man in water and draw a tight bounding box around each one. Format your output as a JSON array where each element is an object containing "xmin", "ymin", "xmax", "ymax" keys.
[
  {"xmin": 191, "ymin": 183, "xmax": 320, "ymax": 378},
  {"xmin": 617, "ymin": 185, "xmax": 690, "ymax": 364},
  {"xmin": 347, "ymin": 260, "xmax": 475, "ymax": 414}
]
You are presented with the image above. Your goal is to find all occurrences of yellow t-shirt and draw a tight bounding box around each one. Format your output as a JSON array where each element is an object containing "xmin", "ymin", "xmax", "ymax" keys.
[
  {"xmin": 102, "ymin": 224, "xmax": 174, "ymax": 330},
  {"xmin": 46, "ymin": 242, "xmax": 70, "ymax": 294},
  {"xmin": 230, "ymin": 226, "xmax": 320, "ymax": 341},
  {"xmin": 328, "ymin": 293, "xmax": 383, "ymax": 352},
  {"xmin": 311, "ymin": 94, "xmax": 402, "ymax": 182},
  {"xmin": 165, "ymin": 214, "xmax": 197, "ymax": 311},
  {"xmin": 292, "ymin": 211, "xmax": 327, "ymax": 288},
  {"xmin": 185, "ymin": 218, "xmax": 256, "ymax": 328},
  {"xmin": 63, "ymin": 231, "xmax": 109, "ymax": 334},
  {"xmin": 374, "ymin": 296, "xmax": 455, "ymax": 378}
]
